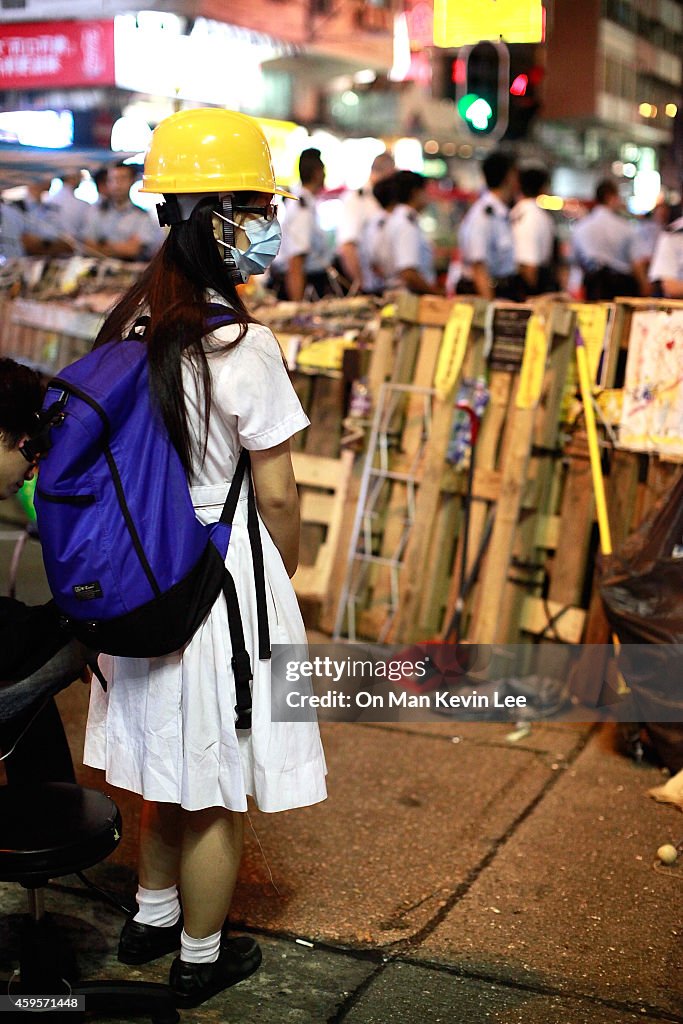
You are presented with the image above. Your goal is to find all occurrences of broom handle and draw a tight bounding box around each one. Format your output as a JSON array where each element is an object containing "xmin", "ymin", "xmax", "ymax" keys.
[{"xmin": 575, "ymin": 329, "xmax": 627, "ymax": 690}]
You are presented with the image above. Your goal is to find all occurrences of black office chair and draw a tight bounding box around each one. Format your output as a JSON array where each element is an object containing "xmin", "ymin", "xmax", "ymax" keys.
[{"xmin": 0, "ymin": 782, "xmax": 178, "ymax": 1023}]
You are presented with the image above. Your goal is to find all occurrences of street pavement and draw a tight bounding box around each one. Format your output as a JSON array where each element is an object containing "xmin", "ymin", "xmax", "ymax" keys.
[{"xmin": 1, "ymin": 535, "xmax": 682, "ymax": 1023}]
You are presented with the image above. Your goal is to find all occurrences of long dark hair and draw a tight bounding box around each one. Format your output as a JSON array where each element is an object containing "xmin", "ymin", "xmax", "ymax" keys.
[
  {"xmin": 0, "ymin": 357, "xmax": 43, "ymax": 446},
  {"xmin": 93, "ymin": 194, "xmax": 257, "ymax": 475}
]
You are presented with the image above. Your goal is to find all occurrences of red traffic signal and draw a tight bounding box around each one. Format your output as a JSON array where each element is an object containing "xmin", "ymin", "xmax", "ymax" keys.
[{"xmin": 510, "ymin": 73, "xmax": 529, "ymax": 96}]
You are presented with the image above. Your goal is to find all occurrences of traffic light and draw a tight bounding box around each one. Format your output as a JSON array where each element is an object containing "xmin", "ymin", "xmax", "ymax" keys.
[
  {"xmin": 454, "ymin": 41, "xmax": 509, "ymax": 137},
  {"xmin": 506, "ymin": 45, "xmax": 543, "ymax": 139}
]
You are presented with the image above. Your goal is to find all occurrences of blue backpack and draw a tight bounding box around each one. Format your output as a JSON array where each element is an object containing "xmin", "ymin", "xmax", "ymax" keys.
[{"xmin": 33, "ymin": 308, "xmax": 270, "ymax": 730}]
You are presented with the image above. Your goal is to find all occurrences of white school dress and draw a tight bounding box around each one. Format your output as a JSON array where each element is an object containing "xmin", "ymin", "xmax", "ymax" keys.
[{"xmin": 83, "ymin": 317, "xmax": 328, "ymax": 813}]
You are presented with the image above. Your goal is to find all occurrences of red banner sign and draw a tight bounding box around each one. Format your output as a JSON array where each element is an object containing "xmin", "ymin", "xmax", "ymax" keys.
[{"xmin": 0, "ymin": 20, "xmax": 115, "ymax": 90}]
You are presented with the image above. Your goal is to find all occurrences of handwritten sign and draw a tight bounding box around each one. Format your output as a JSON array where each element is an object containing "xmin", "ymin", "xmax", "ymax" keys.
[
  {"xmin": 516, "ymin": 313, "xmax": 548, "ymax": 409},
  {"xmin": 434, "ymin": 302, "xmax": 474, "ymax": 400}
]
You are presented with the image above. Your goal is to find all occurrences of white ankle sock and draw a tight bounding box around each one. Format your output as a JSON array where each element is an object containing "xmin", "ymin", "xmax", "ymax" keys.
[
  {"xmin": 133, "ymin": 884, "xmax": 181, "ymax": 929},
  {"xmin": 180, "ymin": 927, "xmax": 221, "ymax": 965}
]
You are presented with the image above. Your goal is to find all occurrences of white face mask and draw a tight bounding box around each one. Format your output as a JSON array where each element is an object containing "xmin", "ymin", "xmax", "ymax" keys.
[{"xmin": 214, "ymin": 210, "xmax": 282, "ymax": 283}]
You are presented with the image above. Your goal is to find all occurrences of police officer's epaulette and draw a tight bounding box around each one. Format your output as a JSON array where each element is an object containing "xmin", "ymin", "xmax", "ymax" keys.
[{"xmin": 666, "ymin": 216, "xmax": 683, "ymax": 233}]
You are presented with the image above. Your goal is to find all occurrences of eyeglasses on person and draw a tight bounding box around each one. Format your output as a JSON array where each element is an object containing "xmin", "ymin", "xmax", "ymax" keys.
[{"xmin": 233, "ymin": 203, "xmax": 278, "ymax": 222}]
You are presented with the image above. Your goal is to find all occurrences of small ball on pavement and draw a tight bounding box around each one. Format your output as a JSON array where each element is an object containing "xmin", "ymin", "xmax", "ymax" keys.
[{"xmin": 656, "ymin": 844, "xmax": 678, "ymax": 865}]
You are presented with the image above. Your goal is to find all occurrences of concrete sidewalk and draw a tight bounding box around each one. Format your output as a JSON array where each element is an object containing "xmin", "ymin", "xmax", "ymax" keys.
[
  {"xmin": 1, "ymin": 537, "xmax": 681, "ymax": 1023},
  {"xmin": 2, "ymin": 680, "xmax": 681, "ymax": 1024}
]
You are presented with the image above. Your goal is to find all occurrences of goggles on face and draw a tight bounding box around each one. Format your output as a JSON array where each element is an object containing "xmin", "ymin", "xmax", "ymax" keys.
[
  {"xmin": 232, "ymin": 203, "xmax": 278, "ymax": 222},
  {"xmin": 214, "ymin": 204, "xmax": 278, "ymax": 232}
]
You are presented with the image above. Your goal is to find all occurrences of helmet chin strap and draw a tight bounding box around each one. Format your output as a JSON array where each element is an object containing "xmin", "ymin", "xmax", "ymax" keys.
[{"xmin": 218, "ymin": 195, "xmax": 243, "ymax": 287}]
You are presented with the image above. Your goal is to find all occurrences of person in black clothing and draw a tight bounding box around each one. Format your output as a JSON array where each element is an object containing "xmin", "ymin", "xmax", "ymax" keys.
[{"xmin": 0, "ymin": 357, "xmax": 86, "ymax": 785}]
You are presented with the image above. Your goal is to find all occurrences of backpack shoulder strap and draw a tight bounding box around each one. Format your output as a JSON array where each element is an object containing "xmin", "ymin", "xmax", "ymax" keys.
[
  {"xmin": 220, "ymin": 450, "xmax": 271, "ymax": 662},
  {"xmin": 205, "ymin": 304, "xmax": 237, "ymax": 333},
  {"xmin": 220, "ymin": 449, "xmax": 249, "ymax": 526}
]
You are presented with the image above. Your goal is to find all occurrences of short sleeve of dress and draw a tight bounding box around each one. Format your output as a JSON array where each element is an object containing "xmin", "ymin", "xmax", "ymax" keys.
[{"xmin": 214, "ymin": 324, "xmax": 310, "ymax": 450}]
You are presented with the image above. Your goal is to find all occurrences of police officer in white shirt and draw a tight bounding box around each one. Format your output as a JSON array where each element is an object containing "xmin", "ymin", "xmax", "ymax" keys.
[
  {"xmin": 49, "ymin": 170, "xmax": 89, "ymax": 245},
  {"xmin": 16, "ymin": 178, "xmax": 74, "ymax": 257},
  {"xmin": 82, "ymin": 162, "xmax": 164, "ymax": 262},
  {"xmin": 374, "ymin": 170, "xmax": 442, "ymax": 295},
  {"xmin": 570, "ymin": 179, "xmax": 646, "ymax": 300},
  {"xmin": 336, "ymin": 151, "xmax": 395, "ymax": 293},
  {"xmin": 648, "ymin": 215, "xmax": 683, "ymax": 299},
  {"xmin": 365, "ymin": 174, "xmax": 399, "ymax": 294},
  {"xmin": 511, "ymin": 165, "xmax": 558, "ymax": 295},
  {"xmin": 273, "ymin": 148, "xmax": 333, "ymax": 301},
  {"xmin": 457, "ymin": 150, "xmax": 520, "ymax": 300}
]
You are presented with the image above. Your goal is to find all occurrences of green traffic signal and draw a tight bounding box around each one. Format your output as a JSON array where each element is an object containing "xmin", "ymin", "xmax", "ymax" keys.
[{"xmin": 457, "ymin": 92, "xmax": 494, "ymax": 131}]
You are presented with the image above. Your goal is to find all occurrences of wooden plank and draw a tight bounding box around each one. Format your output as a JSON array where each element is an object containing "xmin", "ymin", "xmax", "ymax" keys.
[
  {"xmin": 417, "ymin": 294, "xmax": 467, "ymax": 327},
  {"xmin": 608, "ymin": 448, "xmax": 641, "ymax": 549},
  {"xmin": 470, "ymin": 333, "xmax": 546, "ymax": 644},
  {"xmin": 535, "ymin": 513, "xmax": 561, "ymax": 551},
  {"xmin": 319, "ymin": 448, "xmax": 354, "ymax": 605},
  {"xmin": 367, "ymin": 317, "xmax": 398, "ymax": 405},
  {"xmin": 417, "ymin": 491, "xmax": 460, "ymax": 636},
  {"xmin": 598, "ymin": 302, "xmax": 620, "ymax": 388},
  {"xmin": 547, "ymin": 438, "xmax": 594, "ymax": 608},
  {"xmin": 390, "ymin": 395, "xmax": 458, "ymax": 642},
  {"xmin": 291, "ymin": 450, "xmax": 354, "ymax": 605},
  {"xmin": 319, "ymin": 455, "xmax": 361, "ymax": 635},
  {"xmin": 369, "ymin": 314, "xmax": 445, "ymax": 636},
  {"xmin": 299, "ymin": 491, "xmax": 335, "ymax": 525},
  {"xmin": 501, "ymin": 309, "xmax": 574, "ymax": 639},
  {"xmin": 292, "ymin": 452, "xmax": 346, "ymax": 490},
  {"xmin": 442, "ymin": 369, "xmax": 514, "ymax": 639},
  {"xmin": 520, "ymin": 596, "xmax": 586, "ymax": 644},
  {"xmin": 391, "ymin": 324, "xmax": 445, "ymax": 472},
  {"xmin": 303, "ymin": 375, "xmax": 344, "ymax": 457}
]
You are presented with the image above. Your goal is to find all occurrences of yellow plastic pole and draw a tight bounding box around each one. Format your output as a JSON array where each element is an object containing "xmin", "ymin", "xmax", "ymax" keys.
[
  {"xmin": 575, "ymin": 330, "xmax": 612, "ymax": 556},
  {"xmin": 575, "ymin": 328, "xmax": 628, "ymax": 693}
]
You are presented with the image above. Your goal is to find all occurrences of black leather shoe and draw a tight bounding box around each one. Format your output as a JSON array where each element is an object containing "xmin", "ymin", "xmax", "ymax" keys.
[
  {"xmin": 169, "ymin": 937, "xmax": 262, "ymax": 1009},
  {"xmin": 118, "ymin": 916, "xmax": 183, "ymax": 965}
]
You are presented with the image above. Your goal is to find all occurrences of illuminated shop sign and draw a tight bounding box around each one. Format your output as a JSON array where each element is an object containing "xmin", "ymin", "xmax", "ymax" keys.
[
  {"xmin": 433, "ymin": 0, "xmax": 544, "ymax": 47},
  {"xmin": 114, "ymin": 14, "xmax": 293, "ymax": 109},
  {"xmin": 0, "ymin": 20, "xmax": 115, "ymax": 89}
]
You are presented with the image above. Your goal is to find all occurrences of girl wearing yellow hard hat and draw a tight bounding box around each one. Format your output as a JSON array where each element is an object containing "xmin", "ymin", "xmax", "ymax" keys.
[{"xmin": 82, "ymin": 108, "xmax": 327, "ymax": 1009}]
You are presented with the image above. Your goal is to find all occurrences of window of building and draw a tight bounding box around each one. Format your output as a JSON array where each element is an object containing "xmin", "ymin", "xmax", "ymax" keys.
[{"xmin": 603, "ymin": 0, "xmax": 637, "ymax": 30}]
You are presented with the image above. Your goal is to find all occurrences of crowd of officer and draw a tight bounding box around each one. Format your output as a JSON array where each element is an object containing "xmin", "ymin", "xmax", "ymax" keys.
[
  {"xmin": 0, "ymin": 160, "xmax": 165, "ymax": 264},
  {"xmin": 268, "ymin": 145, "xmax": 682, "ymax": 303},
  {"xmin": 1, "ymin": 148, "xmax": 681, "ymax": 302}
]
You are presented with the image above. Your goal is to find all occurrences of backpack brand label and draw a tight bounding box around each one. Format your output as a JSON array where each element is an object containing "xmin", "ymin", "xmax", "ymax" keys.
[{"xmin": 73, "ymin": 581, "xmax": 103, "ymax": 601}]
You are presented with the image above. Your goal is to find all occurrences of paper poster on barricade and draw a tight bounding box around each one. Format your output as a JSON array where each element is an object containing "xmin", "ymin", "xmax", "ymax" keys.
[
  {"xmin": 619, "ymin": 310, "xmax": 683, "ymax": 456},
  {"xmin": 570, "ymin": 303, "xmax": 609, "ymax": 383},
  {"xmin": 434, "ymin": 303, "xmax": 474, "ymax": 401},
  {"xmin": 515, "ymin": 313, "xmax": 548, "ymax": 409}
]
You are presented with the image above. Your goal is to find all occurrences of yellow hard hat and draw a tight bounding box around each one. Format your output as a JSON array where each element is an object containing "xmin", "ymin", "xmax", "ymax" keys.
[{"xmin": 140, "ymin": 107, "xmax": 296, "ymax": 198}]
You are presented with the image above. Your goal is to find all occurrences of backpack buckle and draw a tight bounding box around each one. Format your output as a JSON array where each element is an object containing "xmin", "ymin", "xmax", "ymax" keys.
[
  {"xmin": 231, "ymin": 650, "xmax": 253, "ymax": 685},
  {"xmin": 231, "ymin": 650, "xmax": 253, "ymax": 730}
]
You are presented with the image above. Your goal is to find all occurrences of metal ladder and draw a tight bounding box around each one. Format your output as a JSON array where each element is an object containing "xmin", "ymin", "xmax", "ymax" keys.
[{"xmin": 333, "ymin": 381, "xmax": 437, "ymax": 642}]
